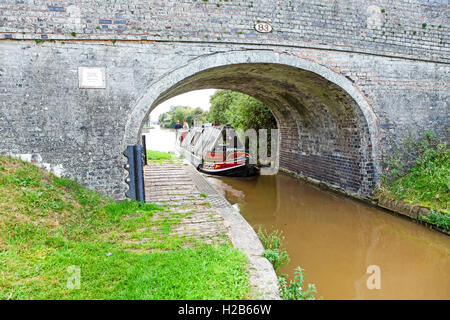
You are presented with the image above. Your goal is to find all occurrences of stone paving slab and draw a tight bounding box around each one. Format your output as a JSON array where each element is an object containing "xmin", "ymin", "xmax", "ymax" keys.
[{"xmin": 144, "ymin": 163, "xmax": 230, "ymax": 248}]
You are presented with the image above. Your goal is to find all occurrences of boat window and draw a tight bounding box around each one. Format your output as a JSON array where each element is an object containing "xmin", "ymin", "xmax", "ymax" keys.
[
  {"xmin": 194, "ymin": 127, "xmax": 221, "ymax": 157},
  {"xmin": 181, "ymin": 131, "xmax": 194, "ymax": 147},
  {"xmin": 190, "ymin": 132, "xmax": 201, "ymax": 146}
]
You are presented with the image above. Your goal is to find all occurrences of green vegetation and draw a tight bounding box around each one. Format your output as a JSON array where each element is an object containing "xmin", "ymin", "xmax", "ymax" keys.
[
  {"xmin": 208, "ymin": 90, "xmax": 277, "ymax": 159},
  {"xmin": 378, "ymin": 131, "xmax": 449, "ymax": 213},
  {"xmin": 257, "ymin": 229, "xmax": 318, "ymax": 300},
  {"xmin": 0, "ymin": 156, "xmax": 250, "ymax": 299},
  {"xmin": 377, "ymin": 130, "xmax": 449, "ymax": 229},
  {"xmin": 208, "ymin": 90, "xmax": 277, "ymax": 133},
  {"xmin": 258, "ymin": 229, "xmax": 289, "ymax": 272},
  {"xmin": 279, "ymin": 267, "xmax": 318, "ymax": 300},
  {"xmin": 158, "ymin": 106, "xmax": 209, "ymax": 128},
  {"xmin": 157, "ymin": 90, "xmax": 276, "ymax": 136},
  {"xmin": 420, "ymin": 210, "xmax": 450, "ymax": 231},
  {"xmin": 146, "ymin": 150, "xmax": 179, "ymax": 164}
]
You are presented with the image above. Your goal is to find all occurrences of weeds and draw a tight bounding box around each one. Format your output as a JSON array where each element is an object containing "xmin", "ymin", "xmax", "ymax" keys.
[
  {"xmin": 420, "ymin": 210, "xmax": 450, "ymax": 231},
  {"xmin": 257, "ymin": 228, "xmax": 318, "ymax": 300},
  {"xmin": 279, "ymin": 267, "xmax": 317, "ymax": 300},
  {"xmin": 258, "ymin": 229, "xmax": 290, "ymax": 273}
]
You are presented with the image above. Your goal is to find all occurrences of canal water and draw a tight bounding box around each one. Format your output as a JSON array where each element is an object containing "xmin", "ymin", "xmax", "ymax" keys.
[
  {"xmin": 147, "ymin": 126, "xmax": 450, "ymax": 300},
  {"xmin": 142, "ymin": 125, "xmax": 176, "ymax": 153},
  {"xmin": 206, "ymin": 174, "xmax": 450, "ymax": 300}
]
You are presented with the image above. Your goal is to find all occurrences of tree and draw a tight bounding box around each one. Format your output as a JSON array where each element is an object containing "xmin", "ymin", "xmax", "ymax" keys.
[
  {"xmin": 208, "ymin": 90, "xmax": 277, "ymax": 162},
  {"xmin": 208, "ymin": 90, "xmax": 240, "ymax": 125},
  {"xmin": 158, "ymin": 106, "xmax": 209, "ymax": 128},
  {"xmin": 208, "ymin": 90, "xmax": 277, "ymax": 132}
]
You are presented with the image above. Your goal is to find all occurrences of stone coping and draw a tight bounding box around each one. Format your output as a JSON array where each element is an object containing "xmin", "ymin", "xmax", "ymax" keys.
[{"xmin": 377, "ymin": 198, "xmax": 449, "ymax": 236}]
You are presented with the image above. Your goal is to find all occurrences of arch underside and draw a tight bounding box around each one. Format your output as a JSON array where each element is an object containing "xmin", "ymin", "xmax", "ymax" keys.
[{"xmin": 140, "ymin": 63, "xmax": 376, "ymax": 196}]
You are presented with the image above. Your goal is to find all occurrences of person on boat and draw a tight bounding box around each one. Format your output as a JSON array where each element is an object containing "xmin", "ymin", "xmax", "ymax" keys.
[
  {"xmin": 174, "ymin": 120, "xmax": 182, "ymax": 130},
  {"xmin": 183, "ymin": 120, "xmax": 189, "ymax": 129}
]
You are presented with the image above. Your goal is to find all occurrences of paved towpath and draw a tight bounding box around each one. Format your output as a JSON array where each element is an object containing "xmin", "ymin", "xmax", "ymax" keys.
[
  {"xmin": 143, "ymin": 161, "xmax": 280, "ymax": 300},
  {"xmin": 144, "ymin": 163, "xmax": 229, "ymax": 245}
]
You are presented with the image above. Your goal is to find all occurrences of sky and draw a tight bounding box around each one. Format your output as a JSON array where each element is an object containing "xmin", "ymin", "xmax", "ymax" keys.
[{"xmin": 149, "ymin": 89, "xmax": 217, "ymax": 122}]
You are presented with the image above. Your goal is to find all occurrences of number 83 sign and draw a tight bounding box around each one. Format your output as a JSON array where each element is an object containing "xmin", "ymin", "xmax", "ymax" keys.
[{"xmin": 254, "ymin": 22, "xmax": 273, "ymax": 33}]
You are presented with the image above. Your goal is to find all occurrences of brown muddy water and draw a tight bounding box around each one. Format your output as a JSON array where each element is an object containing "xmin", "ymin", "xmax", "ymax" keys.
[{"xmin": 206, "ymin": 173, "xmax": 450, "ymax": 300}]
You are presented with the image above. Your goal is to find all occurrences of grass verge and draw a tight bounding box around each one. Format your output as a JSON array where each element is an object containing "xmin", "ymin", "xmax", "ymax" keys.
[
  {"xmin": 0, "ymin": 155, "xmax": 250, "ymax": 299},
  {"xmin": 146, "ymin": 150, "xmax": 179, "ymax": 164}
]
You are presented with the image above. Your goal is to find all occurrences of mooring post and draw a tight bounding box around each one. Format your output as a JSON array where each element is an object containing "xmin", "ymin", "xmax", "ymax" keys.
[
  {"xmin": 123, "ymin": 145, "xmax": 146, "ymax": 202},
  {"xmin": 142, "ymin": 135, "xmax": 148, "ymax": 166},
  {"xmin": 134, "ymin": 145, "xmax": 145, "ymax": 202}
]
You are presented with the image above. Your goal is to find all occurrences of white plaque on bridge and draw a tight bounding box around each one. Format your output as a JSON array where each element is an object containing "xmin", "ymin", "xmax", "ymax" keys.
[{"xmin": 78, "ymin": 67, "xmax": 106, "ymax": 89}]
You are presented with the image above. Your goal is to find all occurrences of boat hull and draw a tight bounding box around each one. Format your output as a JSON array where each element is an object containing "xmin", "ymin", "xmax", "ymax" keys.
[{"xmin": 199, "ymin": 164, "xmax": 259, "ymax": 177}]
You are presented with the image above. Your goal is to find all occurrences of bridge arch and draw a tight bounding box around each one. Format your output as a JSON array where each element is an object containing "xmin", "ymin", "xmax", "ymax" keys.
[{"xmin": 124, "ymin": 50, "xmax": 381, "ymax": 197}]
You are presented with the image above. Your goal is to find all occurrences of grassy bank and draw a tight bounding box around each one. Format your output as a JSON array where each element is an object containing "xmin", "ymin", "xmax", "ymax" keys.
[
  {"xmin": 146, "ymin": 150, "xmax": 179, "ymax": 164},
  {"xmin": 376, "ymin": 131, "xmax": 449, "ymax": 230},
  {"xmin": 0, "ymin": 156, "xmax": 250, "ymax": 299}
]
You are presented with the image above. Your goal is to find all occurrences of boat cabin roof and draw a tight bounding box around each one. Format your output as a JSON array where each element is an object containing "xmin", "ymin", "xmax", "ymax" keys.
[{"xmin": 181, "ymin": 125, "xmax": 244, "ymax": 157}]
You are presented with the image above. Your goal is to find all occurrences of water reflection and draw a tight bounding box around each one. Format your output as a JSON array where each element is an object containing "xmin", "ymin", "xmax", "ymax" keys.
[{"xmin": 142, "ymin": 125, "xmax": 176, "ymax": 153}]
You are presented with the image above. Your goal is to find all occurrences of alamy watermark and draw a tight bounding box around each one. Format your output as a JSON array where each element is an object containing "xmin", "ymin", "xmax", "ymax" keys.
[
  {"xmin": 366, "ymin": 265, "xmax": 381, "ymax": 290},
  {"xmin": 67, "ymin": 265, "xmax": 81, "ymax": 290}
]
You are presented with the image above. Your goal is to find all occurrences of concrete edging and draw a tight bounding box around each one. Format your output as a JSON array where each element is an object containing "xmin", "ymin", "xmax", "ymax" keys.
[{"xmin": 377, "ymin": 197, "xmax": 450, "ymax": 236}]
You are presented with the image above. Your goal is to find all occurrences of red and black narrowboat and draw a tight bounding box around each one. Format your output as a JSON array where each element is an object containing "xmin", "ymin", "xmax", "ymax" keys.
[{"xmin": 175, "ymin": 124, "xmax": 258, "ymax": 177}]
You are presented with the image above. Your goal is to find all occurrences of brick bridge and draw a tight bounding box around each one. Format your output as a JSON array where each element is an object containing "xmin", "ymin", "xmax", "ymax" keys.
[{"xmin": 0, "ymin": 0, "xmax": 448, "ymax": 200}]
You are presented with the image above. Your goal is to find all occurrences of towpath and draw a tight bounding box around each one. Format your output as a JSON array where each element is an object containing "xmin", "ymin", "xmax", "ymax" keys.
[{"xmin": 143, "ymin": 160, "xmax": 280, "ymax": 300}]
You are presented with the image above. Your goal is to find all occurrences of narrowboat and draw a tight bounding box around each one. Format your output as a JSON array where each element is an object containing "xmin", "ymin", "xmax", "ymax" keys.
[{"xmin": 175, "ymin": 124, "xmax": 259, "ymax": 177}]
